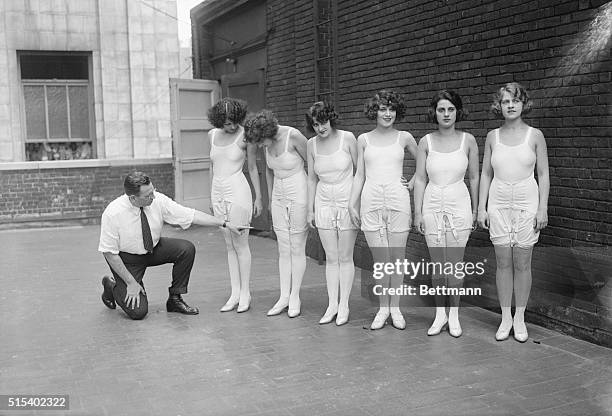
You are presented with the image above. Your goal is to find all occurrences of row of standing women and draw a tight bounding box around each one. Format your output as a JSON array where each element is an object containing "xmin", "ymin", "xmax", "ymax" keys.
[{"xmin": 206, "ymin": 82, "xmax": 549, "ymax": 343}]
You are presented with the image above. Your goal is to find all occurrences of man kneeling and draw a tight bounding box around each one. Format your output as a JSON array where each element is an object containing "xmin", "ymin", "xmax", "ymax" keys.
[{"xmin": 99, "ymin": 171, "xmax": 246, "ymax": 319}]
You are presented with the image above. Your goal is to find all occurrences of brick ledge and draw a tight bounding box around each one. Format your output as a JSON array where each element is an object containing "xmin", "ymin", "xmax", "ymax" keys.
[{"xmin": 0, "ymin": 158, "xmax": 173, "ymax": 171}]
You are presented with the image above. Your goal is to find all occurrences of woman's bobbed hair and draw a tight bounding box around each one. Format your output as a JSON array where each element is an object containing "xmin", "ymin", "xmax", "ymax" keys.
[
  {"xmin": 364, "ymin": 90, "xmax": 406, "ymax": 121},
  {"xmin": 490, "ymin": 82, "xmax": 532, "ymax": 118},
  {"xmin": 244, "ymin": 110, "xmax": 279, "ymax": 144},
  {"xmin": 207, "ymin": 97, "xmax": 248, "ymax": 128},
  {"xmin": 305, "ymin": 101, "xmax": 339, "ymax": 134},
  {"xmin": 427, "ymin": 90, "xmax": 468, "ymax": 123}
]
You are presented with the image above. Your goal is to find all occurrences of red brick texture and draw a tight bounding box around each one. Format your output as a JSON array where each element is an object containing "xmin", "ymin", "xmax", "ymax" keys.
[
  {"xmin": 264, "ymin": 0, "xmax": 611, "ymax": 345},
  {"xmin": 0, "ymin": 164, "xmax": 174, "ymax": 226}
]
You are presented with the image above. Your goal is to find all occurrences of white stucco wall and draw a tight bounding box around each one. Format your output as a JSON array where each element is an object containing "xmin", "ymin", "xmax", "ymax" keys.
[{"xmin": 0, "ymin": 0, "xmax": 180, "ymax": 162}]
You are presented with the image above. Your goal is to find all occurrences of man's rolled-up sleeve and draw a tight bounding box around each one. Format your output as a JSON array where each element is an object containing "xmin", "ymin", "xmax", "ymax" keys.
[
  {"xmin": 159, "ymin": 193, "xmax": 195, "ymax": 229},
  {"xmin": 98, "ymin": 212, "xmax": 120, "ymax": 254}
]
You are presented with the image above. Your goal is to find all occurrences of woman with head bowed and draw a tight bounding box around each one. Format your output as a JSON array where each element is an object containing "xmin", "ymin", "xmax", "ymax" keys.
[
  {"xmin": 244, "ymin": 110, "xmax": 309, "ymax": 318},
  {"xmin": 208, "ymin": 98, "xmax": 262, "ymax": 313}
]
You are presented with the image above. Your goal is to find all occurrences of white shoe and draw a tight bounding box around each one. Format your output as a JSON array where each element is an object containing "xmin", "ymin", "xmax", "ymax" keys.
[
  {"xmin": 513, "ymin": 320, "xmax": 528, "ymax": 343},
  {"xmin": 370, "ymin": 309, "xmax": 390, "ymax": 330},
  {"xmin": 495, "ymin": 321, "xmax": 512, "ymax": 341},
  {"xmin": 267, "ymin": 299, "xmax": 289, "ymax": 316},
  {"xmin": 390, "ymin": 310, "xmax": 406, "ymax": 330},
  {"xmin": 220, "ymin": 298, "xmax": 239, "ymax": 312},
  {"xmin": 287, "ymin": 299, "xmax": 301, "ymax": 318},
  {"xmin": 336, "ymin": 307, "xmax": 349, "ymax": 326},
  {"xmin": 427, "ymin": 317, "xmax": 448, "ymax": 336},
  {"xmin": 319, "ymin": 307, "xmax": 338, "ymax": 324},
  {"xmin": 448, "ymin": 319, "xmax": 462, "ymax": 338}
]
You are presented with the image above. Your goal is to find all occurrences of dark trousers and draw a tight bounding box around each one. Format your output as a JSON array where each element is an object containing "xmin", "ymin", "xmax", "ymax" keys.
[{"xmin": 106, "ymin": 237, "xmax": 196, "ymax": 320}]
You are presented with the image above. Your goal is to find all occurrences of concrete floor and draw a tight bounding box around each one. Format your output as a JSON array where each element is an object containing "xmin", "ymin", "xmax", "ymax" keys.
[{"xmin": 0, "ymin": 225, "xmax": 610, "ymax": 416}]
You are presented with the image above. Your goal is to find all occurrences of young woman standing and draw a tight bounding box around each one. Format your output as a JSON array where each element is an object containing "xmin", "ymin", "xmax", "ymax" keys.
[
  {"xmin": 306, "ymin": 101, "xmax": 358, "ymax": 326},
  {"xmin": 208, "ymin": 98, "xmax": 262, "ymax": 313},
  {"xmin": 349, "ymin": 90, "xmax": 418, "ymax": 330},
  {"xmin": 413, "ymin": 90, "xmax": 479, "ymax": 337},
  {"xmin": 244, "ymin": 110, "xmax": 309, "ymax": 318},
  {"xmin": 478, "ymin": 82, "xmax": 549, "ymax": 342}
]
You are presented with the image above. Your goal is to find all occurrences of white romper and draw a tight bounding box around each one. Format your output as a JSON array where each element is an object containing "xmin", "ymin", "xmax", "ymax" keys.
[
  {"xmin": 312, "ymin": 131, "xmax": 357, "ymax": 230},
  {"xmin": 360, "ymin": 132, "xmax": 411, "ymax": 233},
  {"xmin": 267, "ymin": 128, "xmax": 308, "ymax": 234},
  {"xmin": 210, "ymin": 129, "xmax": 252, "ymax": 226},
  {"xmin": 488, "ymin": 127, "xmax": 540, "ymax": 248},
  {"xmin": 422, "ymin": 133, "xmax": 472, "ymax": 246}
]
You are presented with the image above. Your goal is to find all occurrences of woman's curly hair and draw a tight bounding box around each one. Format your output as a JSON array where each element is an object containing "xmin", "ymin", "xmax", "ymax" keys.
[
  {"xmin": 207, "ymin": 97, "xmax": 248, "ymax": 128},
  {"xmin": 364, "ymin": 90, "xmax": 406, "ymax": 120},
  {"xmin": 305, "ymin": 101, "xmax": 339, "ymax": 134},
  {"xmin": 244, "ymin": 110, "xmax": 279, "ymax": 144},
  {"xmin": 427, "ymin": 90, "xmax": 468, "ymax": 123},
  {"xmin": 490, "ymin": 82, "xmax": 532, "ymax": 118}
]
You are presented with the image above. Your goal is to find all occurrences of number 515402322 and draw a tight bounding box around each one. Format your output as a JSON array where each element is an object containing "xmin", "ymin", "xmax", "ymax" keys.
[{"xmin": 1, "ymin": 395, "xmax": 69, "ymax": 410}]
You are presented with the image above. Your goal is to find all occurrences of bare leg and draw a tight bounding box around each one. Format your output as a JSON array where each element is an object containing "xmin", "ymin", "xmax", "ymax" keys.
[
  {"xmin": 494, "ymin": 245, "xmax": 514, "ymax": 340},
  {"xmin": 512, "ymin": 246, "xmax": 533, "ymax": 341},
  {"xmin": 338, "ymin": 229, "xmax": 358, "ymax": 314}
]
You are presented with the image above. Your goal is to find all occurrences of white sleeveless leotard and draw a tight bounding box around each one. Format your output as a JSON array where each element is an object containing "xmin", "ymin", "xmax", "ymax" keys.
[
  {"xmin": 210, "ymin": 128, "xmax": 252, "ymax": 225},
  {"xmin": 488, "ymin": 127, "xmax": 540, "ymax": 247},
  {"xmin": 312, "ymin": 131, "xmax": 357, "ymax": 230},
  {"xmin": 422, "ymin": 133, "xmax": 472, "ymax": 245},
  {"xmin": 266, "ymin": 127, "xmax": 308, "ymax": 233},
  {"xmin": 360, "ymin": 132, "xmax": 411, "ymax": 232}
]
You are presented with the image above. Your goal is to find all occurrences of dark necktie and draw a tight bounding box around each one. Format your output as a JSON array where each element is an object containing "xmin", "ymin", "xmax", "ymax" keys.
[{"xmin": 140, "ymin": 207, "xmax": 154, "ymax": 253}]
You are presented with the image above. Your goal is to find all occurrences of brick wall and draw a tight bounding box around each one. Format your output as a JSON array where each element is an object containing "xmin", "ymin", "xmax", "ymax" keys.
[
  {"xmin": 0, "ymin": 163, "xmax": 174, "ymax": 227},
  {"xmin": 265, "ymin": 0, "xmax": 298, "ymax": 122},
  {"xmin": 265, "ymin": 0, "xmax": 611, "ymax": 345}
]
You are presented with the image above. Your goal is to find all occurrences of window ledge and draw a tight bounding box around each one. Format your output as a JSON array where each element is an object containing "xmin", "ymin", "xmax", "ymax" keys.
[{"xmin": 0, "ymin": 158, "xmax": 173, "ymax": 171}]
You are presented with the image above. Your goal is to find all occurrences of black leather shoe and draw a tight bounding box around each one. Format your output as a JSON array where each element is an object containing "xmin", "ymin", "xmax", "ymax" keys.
[
  {"xmin": 166, "ymin": 295, "xmax": 199, "ymax": 315},
  {"xmin": 101, "ymin": 275, "xmax": 116, "ymax": 309}
]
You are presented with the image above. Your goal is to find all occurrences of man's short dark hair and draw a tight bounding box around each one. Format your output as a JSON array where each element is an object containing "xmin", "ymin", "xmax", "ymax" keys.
[{"xmin": 124, "ymin": 171, "xmax": 151, "ymax": 196}]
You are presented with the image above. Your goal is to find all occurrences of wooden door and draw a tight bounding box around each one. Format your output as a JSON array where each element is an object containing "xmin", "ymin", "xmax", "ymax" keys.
[
  {"xmin": 170, "ymin": 78, "xmax": 220, "ymax": 211},
  {"xmin": 221, "ymin": 70, "xmax": 270, "ymax": 230}
]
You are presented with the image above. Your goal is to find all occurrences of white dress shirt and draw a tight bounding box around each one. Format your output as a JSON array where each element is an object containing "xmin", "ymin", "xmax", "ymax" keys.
[{"xmin": 98, "ymin": 192, "xmax": 195, "ymax": 255}]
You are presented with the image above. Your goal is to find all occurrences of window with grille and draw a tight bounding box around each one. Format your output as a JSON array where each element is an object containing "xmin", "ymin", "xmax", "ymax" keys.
[
  {"xmin": 19, "ymin": 52, "xmax": 95, "ymax": 161},
  {"xmin": 314, "ymin": 0, "xmax": 337, "ymax": 104}
]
